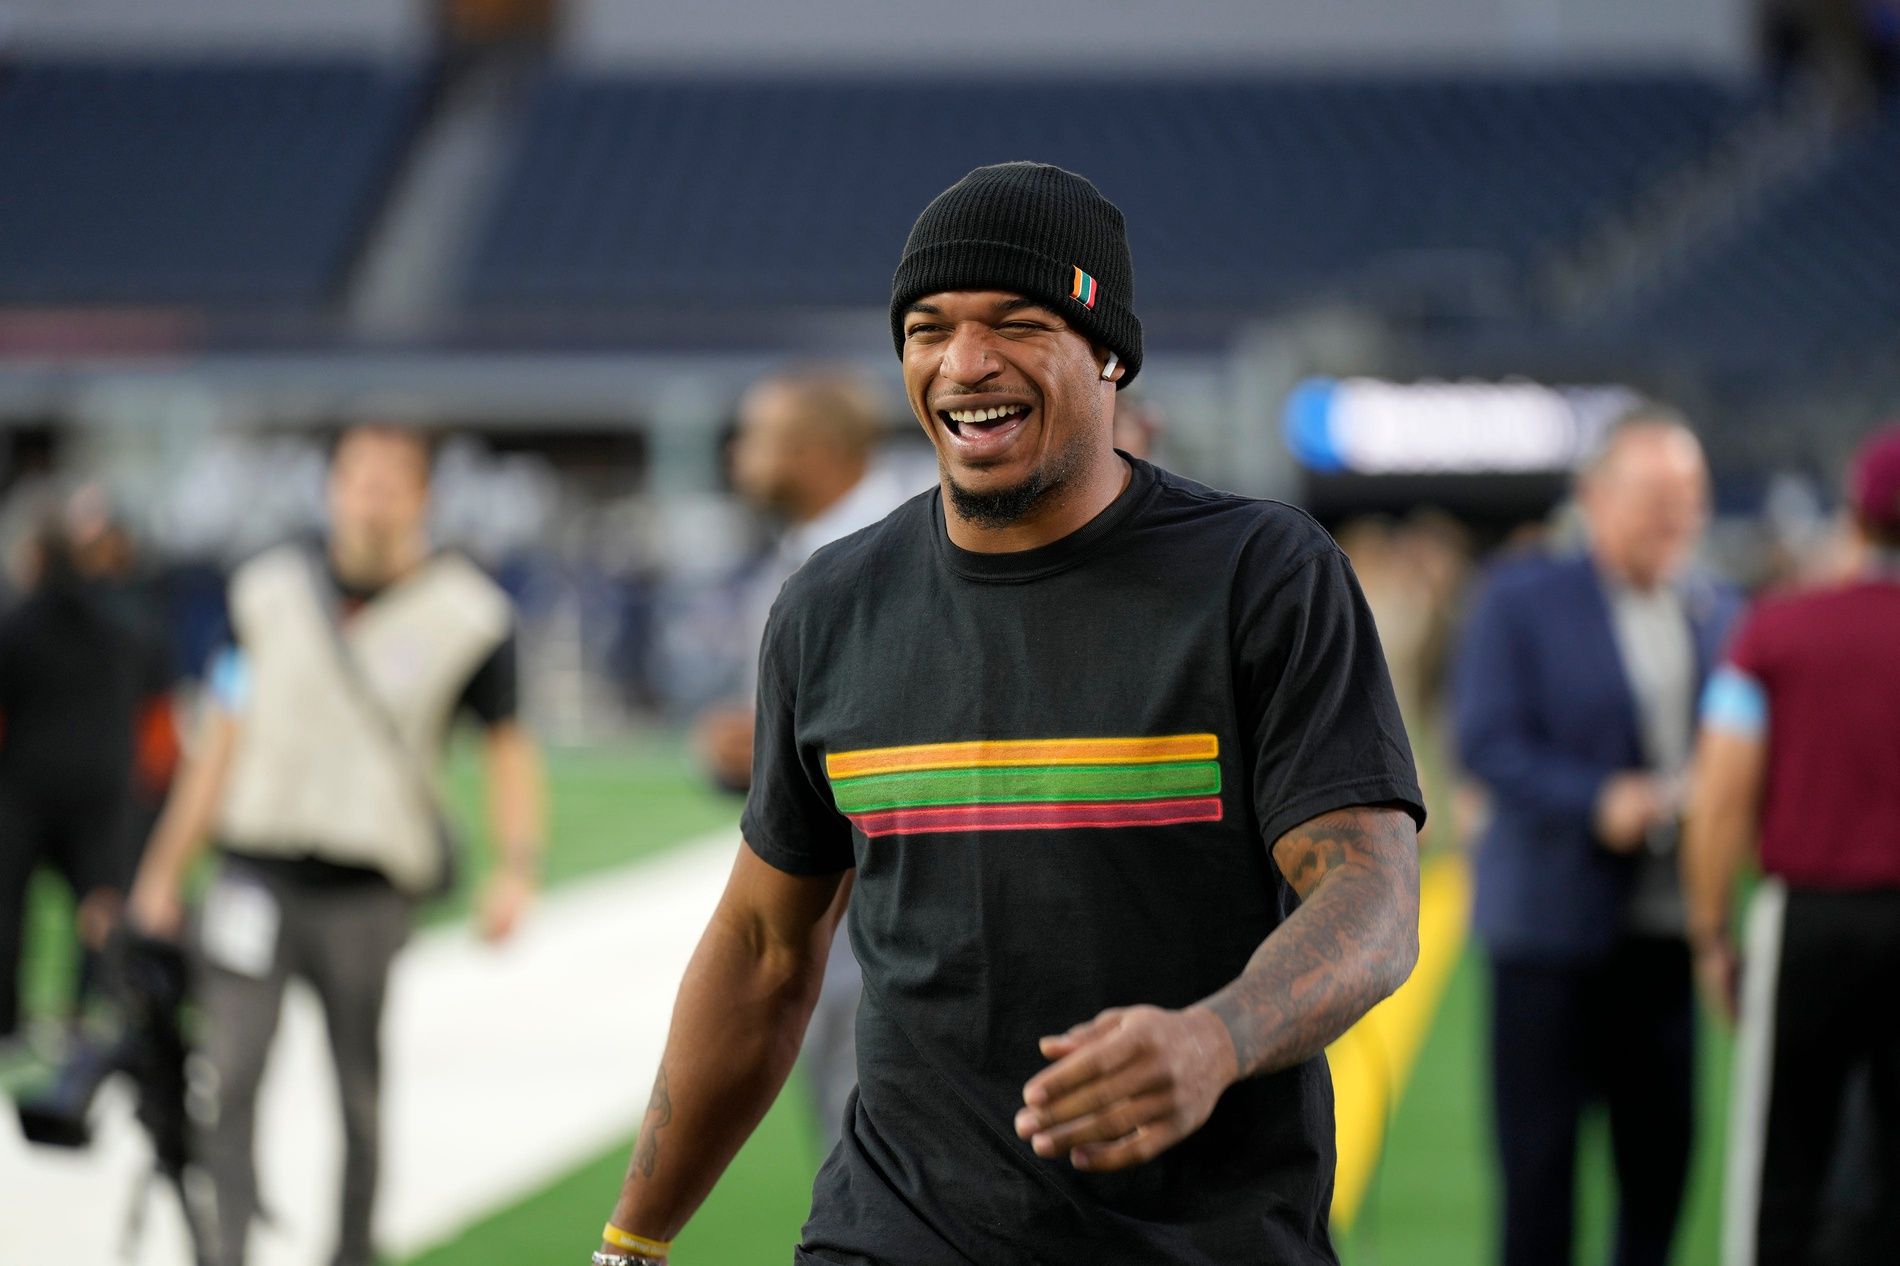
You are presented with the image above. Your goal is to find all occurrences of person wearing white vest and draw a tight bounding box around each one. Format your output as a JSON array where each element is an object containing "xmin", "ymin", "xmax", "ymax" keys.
[{"xmin": 129, "ymin": 424, "xmax": 547, "ymax": 1266}]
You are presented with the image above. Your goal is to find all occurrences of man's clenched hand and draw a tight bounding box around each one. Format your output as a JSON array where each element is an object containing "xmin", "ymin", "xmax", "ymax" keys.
[{"xmin": 1016, "ymin": 1004, "xmax": 1238, "ymax": 1173}]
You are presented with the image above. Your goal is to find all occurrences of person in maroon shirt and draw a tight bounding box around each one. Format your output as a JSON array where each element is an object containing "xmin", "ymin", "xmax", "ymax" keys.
[{"xmin": 1685, "ymin": 425, "xmax": 1900, "ymax": 1265}]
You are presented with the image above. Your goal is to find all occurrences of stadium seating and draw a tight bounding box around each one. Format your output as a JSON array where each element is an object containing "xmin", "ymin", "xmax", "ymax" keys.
[
  {"xmin": 463, "ymin": 73, "xmax": 1760, "ymax": 315},
  {"xmin": 17, "ymin": 54, "xmax": 1892, "ymax": 414},
  {"xmin": 1593, "ymin": 99, "xmax": 1900, "ymax": 374},
  {"xmin": 0, "ymin": 58, "xmax": 429, "ymax": 306}
]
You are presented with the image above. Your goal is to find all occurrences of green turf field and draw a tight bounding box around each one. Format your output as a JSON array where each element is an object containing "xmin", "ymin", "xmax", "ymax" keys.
[{"xmin": 11, "ymin": 735, "xmax": 1738, "ymax": 1264}]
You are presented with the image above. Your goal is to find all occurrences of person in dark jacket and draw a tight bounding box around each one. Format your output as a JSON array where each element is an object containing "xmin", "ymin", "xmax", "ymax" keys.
[
  {"xmin": 1454, "ymin": 413, "xmax": 1739, "ymax": 1266},
  {"xmin": 0, "ymin": 512, "xmax": 172, "ymax": 1041}
]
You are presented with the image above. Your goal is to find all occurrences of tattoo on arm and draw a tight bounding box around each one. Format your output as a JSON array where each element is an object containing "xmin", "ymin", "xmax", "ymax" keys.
[
  {"xmin": 1205, "ymin": 806, "xmax": 1419, "ymax": 1079},
  {"xmin": 1275, "ymin": 824, "xmax": 1352, "ymax": 902},
  {"xmin": 632, "ymin": 1065, "xmax": 673, "ymax": 1179}
]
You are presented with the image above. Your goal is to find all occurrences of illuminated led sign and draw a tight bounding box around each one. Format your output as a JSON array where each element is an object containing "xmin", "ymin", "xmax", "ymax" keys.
[{"xmin": 1285, "ymin": 377, "xmax": 1639, "ymax": 475}]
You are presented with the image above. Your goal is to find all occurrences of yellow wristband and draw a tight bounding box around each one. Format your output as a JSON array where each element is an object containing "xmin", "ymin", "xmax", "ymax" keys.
[{"xmin": 603, "ymin": 1224, "xmax": 672, "ymax": 1257}]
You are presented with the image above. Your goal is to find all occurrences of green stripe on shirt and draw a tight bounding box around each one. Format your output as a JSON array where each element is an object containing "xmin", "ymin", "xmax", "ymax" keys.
[{"xmin": 830, "ymin": 760, "xmax": 1221, "ymax": 813}]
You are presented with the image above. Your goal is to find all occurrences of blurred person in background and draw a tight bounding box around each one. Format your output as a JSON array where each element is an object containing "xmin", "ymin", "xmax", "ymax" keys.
[
  {"xmin": 1339, "ymin": 513, "xmax": 1474, "ymax": 832},
  {"xmin": 1685, "ymin": 424, "xmax": 1900, "ymax": 1265},
  {"xmin": 694, "ymin": 368, "xmax": 916, "ymax": 1155},
  {"xmin": 64, "ymin": 484, "xmax": 186, "ymax": 882},
  {"xmin": 128, "ymin": 423, "xmax": 547, "ymax": 1266},
  {"xmin": 696, "ymin": 369, "xmax": 912, "ymax": 792},
  {"xmin": 1454, "ymin": 410, "xmax": 1738, "ymax": 1266},
  {"xmin": 0, "ymin": 503, "xmax": 176, "ymax": 1049}
]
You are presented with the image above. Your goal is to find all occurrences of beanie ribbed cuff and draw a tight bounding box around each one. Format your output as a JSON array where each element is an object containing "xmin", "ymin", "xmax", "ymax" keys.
[{"xmin": 889, "ymin": 163, "xmax": 1142, "ymax": 387}]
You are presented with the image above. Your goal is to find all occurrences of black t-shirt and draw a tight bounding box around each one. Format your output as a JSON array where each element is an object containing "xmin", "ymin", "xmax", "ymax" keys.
[{"xmin": 742, "ymin": 456, "xmax": 1423, "ymax": 1266}]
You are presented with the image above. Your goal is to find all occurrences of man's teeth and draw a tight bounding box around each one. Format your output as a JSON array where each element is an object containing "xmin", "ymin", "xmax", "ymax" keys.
[{"xmin": 947, "ymin": 406, "xmax": 1026, "ymax": 425}]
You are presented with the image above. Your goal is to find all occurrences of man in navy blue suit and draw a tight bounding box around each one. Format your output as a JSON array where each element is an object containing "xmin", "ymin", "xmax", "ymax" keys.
[{"xmin": 1455, "ymin": 413, "xmax": 1738, "ymax": 1266}]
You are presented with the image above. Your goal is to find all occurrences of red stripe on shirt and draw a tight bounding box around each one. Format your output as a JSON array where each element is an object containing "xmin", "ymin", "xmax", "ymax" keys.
[{"xmin": 847, "ymin": 795, "xmax": 1223, "ymax": 838}]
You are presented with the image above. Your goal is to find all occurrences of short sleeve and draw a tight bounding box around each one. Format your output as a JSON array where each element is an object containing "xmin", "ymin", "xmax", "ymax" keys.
[
  {"xmin": 1700, "ymin": 664, "xmax": 1769, "ymax": 738},
  {"xmin": 457, "ymin": 630, "xmax": 520, "ymax": 726},
  {"xmin": 1235, "ymin": 542, "xmax": 1425, "ymax": 848},
  {"xmin": 740, "ymin": 597, "xmax": 856, "ymax": 875},
  {"xmin": 207, "ymin": 645, "xmax": 251, "ymax": 713}
]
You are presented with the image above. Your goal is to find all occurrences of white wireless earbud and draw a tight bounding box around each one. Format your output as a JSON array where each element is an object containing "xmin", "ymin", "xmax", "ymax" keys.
[{"xmin": 1101, "ymin": 352, "xmax": 1120, "ymax": 381}]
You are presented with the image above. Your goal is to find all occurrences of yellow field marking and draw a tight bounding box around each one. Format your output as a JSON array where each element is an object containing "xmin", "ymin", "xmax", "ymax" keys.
[{"xmin": 1327, "ymin": 852, "xmax": 1473, "ymax": 1231}]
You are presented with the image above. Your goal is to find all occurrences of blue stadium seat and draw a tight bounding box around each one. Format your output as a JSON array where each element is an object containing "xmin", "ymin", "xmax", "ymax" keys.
[
  {"xmin": 463, "ymin": 73, "xmax": 1758, "ymax": 317},
  {"xmin": 1600, "ymin": 101, "xmax": 1900, "ymax": 373},
  {"xmin": 0, "ymin": 58, "xmax": 429, "ymax": 306}
]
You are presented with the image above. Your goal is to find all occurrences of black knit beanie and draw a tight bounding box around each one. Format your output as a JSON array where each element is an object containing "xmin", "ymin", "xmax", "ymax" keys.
[{"xmin": 890, "ymin": 162, "xmax": 1142, "ymax": 388}]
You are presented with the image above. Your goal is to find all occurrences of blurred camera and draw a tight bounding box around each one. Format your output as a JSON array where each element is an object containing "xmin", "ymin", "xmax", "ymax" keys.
[{"xmin": 14, "ymin": 925, "xmax": 193, "ymax": 1175}]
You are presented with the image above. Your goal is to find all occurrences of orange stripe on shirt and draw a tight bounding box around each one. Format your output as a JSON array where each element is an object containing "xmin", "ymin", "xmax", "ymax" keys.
[{"xmin": 825, "ymin": 733, "xmax": 1218, "ymax": 780}]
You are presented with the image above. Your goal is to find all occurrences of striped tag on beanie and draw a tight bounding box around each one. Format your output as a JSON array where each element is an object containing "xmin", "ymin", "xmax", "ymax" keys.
[{"xmin": 1070, "ymin": 266, "xmax": 1098, "ymax": 309}]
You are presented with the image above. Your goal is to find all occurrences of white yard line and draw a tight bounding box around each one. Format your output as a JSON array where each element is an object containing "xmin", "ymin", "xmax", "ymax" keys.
[{"xmin": 1, "ymin": 830, "xmax": 740, "ymax": 1266}]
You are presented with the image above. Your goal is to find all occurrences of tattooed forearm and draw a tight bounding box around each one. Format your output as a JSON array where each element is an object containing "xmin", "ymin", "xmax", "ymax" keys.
[
  {"xmin": 631, "ymin": 1065, "xmax": 673, "ymax": 1179},
  {"xmin": 1203, "ymin": 806, "xmax": 1419, "ymax": 1079}
]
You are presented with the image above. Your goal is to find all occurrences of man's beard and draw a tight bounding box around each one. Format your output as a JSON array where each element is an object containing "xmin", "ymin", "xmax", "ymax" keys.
[{"xmin": 944, "ymin": 427, "xmax": 1091, "ymax": 531}]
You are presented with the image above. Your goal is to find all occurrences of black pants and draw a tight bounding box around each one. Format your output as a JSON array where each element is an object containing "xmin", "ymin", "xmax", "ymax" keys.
[
  {"xmin": 1731, "ymin": 884, "xmax": 1900, "ymax": 1266},
  {"xmin": 197, "ymin": 860, "xmax": 413, "ymax": 1266},
  {"xmin": 1488, "ymin": 937, "xmax": 1695, "ymax": 1266},
  {"xmin": 0, "ymin": 783, "xmax": 130, "ymax": 1036}
]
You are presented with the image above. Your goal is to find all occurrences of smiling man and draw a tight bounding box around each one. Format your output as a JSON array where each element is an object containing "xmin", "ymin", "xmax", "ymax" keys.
[{"xmin": 593, "ymin": 163, "xmax": 1423, "ymax": 1266}]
